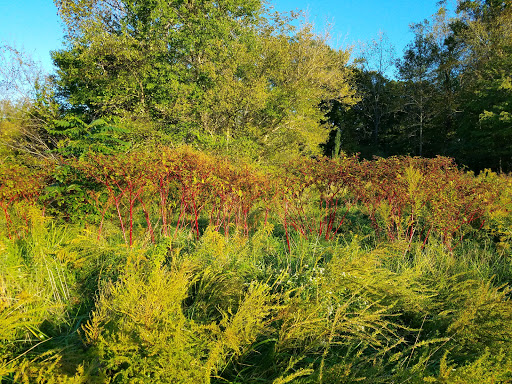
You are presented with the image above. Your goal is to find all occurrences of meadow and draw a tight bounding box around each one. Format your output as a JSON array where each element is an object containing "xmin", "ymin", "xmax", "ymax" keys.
[{"xmin": 1, "ymin": 147, "xmax": 512, "ymax": 383}]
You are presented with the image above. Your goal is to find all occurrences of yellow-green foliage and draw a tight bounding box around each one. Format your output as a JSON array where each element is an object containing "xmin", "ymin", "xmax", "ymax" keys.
[
  {"xmin": 2, "ymin": 223, "xmax": 512, "ymax": 383},
  {"xmin": 1, "ymin": 156, "xmax": 512, "ymax": 383},
  {"xmin": 0, "ymin": 209, "xmax": 75, "ymax": 379},
  {"xmin": 83, "ymin": 257, "xmax": 204, "ymax": 383},
  {"xmin": 82, "ymin": 254, "xmax": 280, "ymax": 383},
  {"xmin": 0, "ymin": 289, "xmax": 36, "ymax": 377},
  {"xmin": 324, "ymin": 241, "xmax": 434, "ymax": 315},
  {"xmin": 425, "ymin": 349, "xmax": 512, "ymax": 383},
  {"xmin": 478, "ymin": 169, "xmax": 512, "ymax": 252},
  {"xmin": 443, "ymin": 279, "xmax": 512, "ymax": 355}
]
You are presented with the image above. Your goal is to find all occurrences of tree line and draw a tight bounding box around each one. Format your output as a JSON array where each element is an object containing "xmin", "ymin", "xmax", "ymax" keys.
[
  {"xmin": 325, "ymin": 0, "xmax": 512, "ymax": 172},
  {"xmin": 1, "ymin": 0, "xmax": 511, "ymax": 171}
]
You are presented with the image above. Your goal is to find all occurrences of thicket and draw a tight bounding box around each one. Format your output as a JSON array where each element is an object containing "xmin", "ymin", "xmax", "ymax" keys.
[
  {"xmin": 1, "ymin": 148, "xmax": 512, "ymax": 383},
  {"xmin": 1, "ymin": 0, "xmax": 512, "ymax": 382}
]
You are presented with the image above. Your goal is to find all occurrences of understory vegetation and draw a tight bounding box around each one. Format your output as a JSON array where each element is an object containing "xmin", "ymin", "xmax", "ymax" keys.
[
  {"xmin": 1, "ymin": 0, "xmax": 512, "ymax": 381},
  {"xmin": 1, "ymin": 150, "xmax": 512, "ymax": 383}
]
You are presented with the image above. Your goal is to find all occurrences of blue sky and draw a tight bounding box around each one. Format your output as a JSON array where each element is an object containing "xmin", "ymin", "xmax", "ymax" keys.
[{"xmin": 0, "ymin": 1, "xmax": 448, "ymax": 74}]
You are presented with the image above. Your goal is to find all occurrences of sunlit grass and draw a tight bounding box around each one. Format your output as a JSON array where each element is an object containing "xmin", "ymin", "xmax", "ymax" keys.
[{"xmin": 1, "ymin": 156, "xmax": 512, "ymax": 382}]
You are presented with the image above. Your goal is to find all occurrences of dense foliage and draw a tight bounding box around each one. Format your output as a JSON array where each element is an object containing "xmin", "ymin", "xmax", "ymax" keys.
[
  {"xmin": 1, "ymin": 0, "xmax": 511, "ymax": 382},
  {"xmin": 325, "ymin": 0, "xmax": 512, "ymax": 172},
  {"xmin": 48, "ymin": 0, "xmax": 355, "ymax": 161},
  {"xmin": 3, "ymin": 1, "xmax": 511, "ymax": 171},
  {"xmin": 1, "ymin": 150, "xmax": 512, "ymax": 383}
]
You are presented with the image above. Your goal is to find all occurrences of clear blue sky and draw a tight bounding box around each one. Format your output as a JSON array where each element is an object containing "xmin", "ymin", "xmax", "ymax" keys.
[{"xmin": 0, "ymin": 1, "xmax": 448, "ymax": 73}]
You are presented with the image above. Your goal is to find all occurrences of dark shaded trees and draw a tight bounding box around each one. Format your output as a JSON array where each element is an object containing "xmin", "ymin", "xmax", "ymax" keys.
[
  {"xmin": 322, "ymin": 68, "xmax": 403, "ymax": 159},
  {"xmin": 451, "ymin": 0, "xmax": 512, "ymax": 171},
  {"xmin": 323, "ymin": 33, "xmax": 404, "ymax": 159},
  {"xmin": 396, "ymin": 12, "xmax": 459, "ymax": 158},
  {"xmin": 324, "ymin": 1, "xmax": 511, "ymax": 173}
]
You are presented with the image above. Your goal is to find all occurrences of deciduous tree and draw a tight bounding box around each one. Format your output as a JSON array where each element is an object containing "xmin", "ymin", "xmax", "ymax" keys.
[
  {"xmin": 452, "ymin": 0, "xmax": 512, "ymax": 171},
  {"xmin": 52, "ymin": 0, "xmax": 356, "ymax": 161}
]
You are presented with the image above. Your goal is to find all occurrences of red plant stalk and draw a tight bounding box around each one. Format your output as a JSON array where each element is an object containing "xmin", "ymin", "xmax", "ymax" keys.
[
  {"xmin": 158, "ymin": 178, "xmax": 169, "ymax": 237},
  {"xmin": 318, "ymin": 198, "xmax": 326, "ymax": 237},
  {"xmin": 224, "ymin": 204, "xmax": 230, "ymax": 238},
  {"xmin": 236, "ymin": 203, "xmax": 243, "ymax": 234},
  {"xmin": 108, "ymin": 184, "xmax": 129, "ymax": 243},
  {"xmin": 287, "ymin": 207, "xmax": 306, "ymax": 237},
  {"xmin": 114, "ymin": 196, "xmax": 127, "ymax": 245},
  {"xmin": 243, "ymin": 208, "xmax": 249, "ymax": 237},
  {"xmin": 213, "ymin": 201, "xmax": 226, "ymax": 231},
  {"xmin": 291, "ymin": 200, "xmax": 309, "ymax": 237},
  {"xmin": 320, "ymin": 194, "xmax": 338, "ymax": 238},
  {"xmin": 422, "ymin": 226, "xmax": 433, "ymax": 248},
  {"xmin": 407, "ymin": 226, "xmax": 415, "ymax": 251},
  {"xmin": 325, "ymin": 198, "xmax": 339, "ymax": 240},
  {"xmin": 232, "ymin": 203, "xmax": 239, "ymax": 234},
  {"xmin": 192, "ymin": 197, "xmax": 200, "ymax": 239},
  {"xmin": 127, "ymin": 183, "xmax": 146, "ymax": 246},
  {"xmin": 365, "ymin": 200, "xmax": 381, "ymax": 235},
  {"xmin": 283, "ymin": 217, "xmax": 291, "ymax": 254},
  {"xmin": 138, "ymin": 196, "xmax": 155, "ymax": 243},
  {"xmin": 173, "ymin": 199, "xmax": 188, "ymax": 241},
  {"xmin": 128, "ymin": 187, "xmax": 134, "ymax": 246},
  {"xmin": 288, "ymin": 220, "xmax": 301, "ymax": 235},
  {"xmin": 90, "ymin": 167, "xmax": 128, "ymax": 244},
  {"xmin": 408, "ymin": 216, "xmax": 415, "ymax": 242},
  {"xmin": 331, "ymin": 199, "xmax": 357, "ymax": 240},
  {"xmin": 99, "ymin": 177, "xmax": 128, "ymax": 245},
  {"xmin": 221, "ymin": 198, "xmax": 235, "ymax": 237},
  {"xmin": 209, "ymin": 201, "xmax": 219, "ymax": 230},
  {"xmin": 97, "ymin": 197, "xmax": 112, "ymax": 241},
  {"xmin": 442, "ymin": 229, "xmax": 450, "ymax": 248},
  {"xmin": 18, "ymin": 207, "xmax": 30, "ymax": 236},
  {"xmin": 0, "ymin": 201, "xmax": 13, "ymax": 239}
]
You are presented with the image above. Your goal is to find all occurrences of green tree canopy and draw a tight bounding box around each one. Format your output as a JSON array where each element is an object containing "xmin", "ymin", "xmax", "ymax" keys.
[
  {"xmin": 451, "ymin": 0, "xmax": 512, "ymax": 171},
  {"xmin": 52, "ymin": 0, "xmax": 356, "ymax": 161}
]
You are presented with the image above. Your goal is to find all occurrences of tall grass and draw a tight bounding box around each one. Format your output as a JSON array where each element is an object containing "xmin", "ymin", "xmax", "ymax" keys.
[{"xmin": 1, "ymin": 153, "xmax": 512, "ymax": 382}]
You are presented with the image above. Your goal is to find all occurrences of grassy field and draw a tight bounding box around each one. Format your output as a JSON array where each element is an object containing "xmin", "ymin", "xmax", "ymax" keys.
[{"xmin": 1, "ymin": 149, "xmax": 512, "ymax": 383}]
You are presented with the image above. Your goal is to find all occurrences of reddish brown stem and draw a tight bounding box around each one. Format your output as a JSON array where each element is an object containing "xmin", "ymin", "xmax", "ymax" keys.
[
  {"xmin": 0, "ymin": 201, "xmax": 12, "ymax": 239},
  {"xmin": 138, "ymin": 196, "xmax": 155, "ymax": 243}
]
